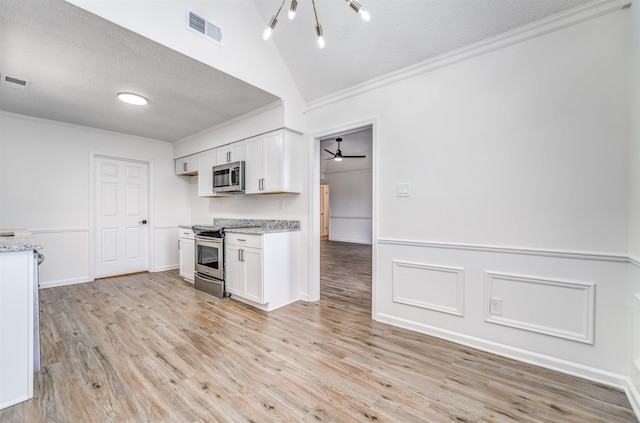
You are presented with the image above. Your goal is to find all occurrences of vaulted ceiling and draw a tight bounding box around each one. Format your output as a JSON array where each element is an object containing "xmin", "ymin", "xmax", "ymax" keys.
[{"xmin": 0, "ymin": 0, "xmax": 594, "ymax": 142}]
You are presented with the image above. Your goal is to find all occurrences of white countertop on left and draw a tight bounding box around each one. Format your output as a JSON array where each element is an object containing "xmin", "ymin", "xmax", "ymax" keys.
[{"xmin": 0, "ymin": 230, "xmax": 43, "ymax": 253}]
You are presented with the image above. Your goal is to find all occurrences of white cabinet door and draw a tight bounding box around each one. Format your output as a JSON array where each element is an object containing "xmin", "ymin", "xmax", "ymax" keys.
[
  {"xmin": 175, "ymin": 153, "xmax": 199, "ymax": 175},
  {"xmin": 178, "ymin": 228, "xmax": 195, "ymax": 283},
  {"xmin": 197, "ymin": 149, "xmax": 216, "ymax": 197},
  {"xmin": 217, "ymin": 141, "xmax": 246, "ymax": 164},
  {"xmin": 242, "ymin": 247, "xmax": 263, "ymax": 303},
  {"xmin": 245, "ymin": 136, "xmax": 263, "ymax": 194},
  {"xmin": 244, "ymin": 130, "xmax": 300, "ymax": 194},
  {"xmin": 178, "ymin": 238, "xmax": 194, "ymax": 283},
  {"xmin": 225, "ymin": 244, "xmax": 243, "ymax": 296},
  {"xmin": 262, "ymin": 130, "xmax": 284, "ymax": 193}
]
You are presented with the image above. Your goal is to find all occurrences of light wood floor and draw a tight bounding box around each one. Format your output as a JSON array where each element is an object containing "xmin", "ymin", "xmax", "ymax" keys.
[{"xmin": 1, "ymin": 241, "xmax": 636, "ymax": 422}]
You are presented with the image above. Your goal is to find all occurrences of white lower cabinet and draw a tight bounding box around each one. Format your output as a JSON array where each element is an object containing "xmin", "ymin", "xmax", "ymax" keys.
[
  {"xmin": 225, "ymin": 231, "xmax": 299, "ymax": 311},
  {"xmin": 0, "ymin": 250, "xmax": 35, "ymax": 410},
  {"xmin": 178, "ymin": 228, "xmax": 194, "ymax": 283}
]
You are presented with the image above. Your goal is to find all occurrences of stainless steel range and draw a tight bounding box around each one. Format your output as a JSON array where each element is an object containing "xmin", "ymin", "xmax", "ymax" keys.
[
  {"xmin": 194, "ymin": 228, "xmax": 226, "ymax": 298},
  {"xmin": 193, "ymin": 224, "xmax": 258, "ymax": 298}
]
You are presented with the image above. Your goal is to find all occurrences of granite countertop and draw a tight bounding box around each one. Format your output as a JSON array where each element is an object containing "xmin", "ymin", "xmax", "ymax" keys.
[
  {"xmin": 225, "ymin": 226, "xmax": 297, "ymax": 235},
  {"xmin": 0, "ymin": 230, "xmax": 43, "ymax": 253},
  {"xmin": 185, "ymin": 219, "xmax": 300, "ymax": 235}
]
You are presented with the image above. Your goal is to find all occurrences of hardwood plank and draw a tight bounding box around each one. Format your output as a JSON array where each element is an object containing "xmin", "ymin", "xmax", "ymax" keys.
[{"xmin": 0, "ymin": 240, "xmax": 635, "ymax": 422}]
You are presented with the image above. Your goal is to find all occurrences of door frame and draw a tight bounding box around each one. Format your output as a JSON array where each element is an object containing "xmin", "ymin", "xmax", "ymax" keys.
[
  {"xmin": 88, "ymin": 152, "xmax": 154, "ymax": 281},
  {"xmin": 307, "ymin": 118, "xmax": 377, "ymax": 316}
]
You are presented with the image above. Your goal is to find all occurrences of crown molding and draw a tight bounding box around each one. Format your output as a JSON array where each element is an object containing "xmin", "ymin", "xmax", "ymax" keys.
[{"xmin": 306, "ymin": 0, "xmax": 630, "ymax": 113}]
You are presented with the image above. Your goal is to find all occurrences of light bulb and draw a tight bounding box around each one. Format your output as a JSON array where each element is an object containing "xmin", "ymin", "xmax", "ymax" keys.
[
  {"xmin": 315, "ymin": 24, "xmax": 325, "ymax": 49},
  {"xmin": 288, "ymin": 0, "xmax": 297, "ymax": 20},
  {"xmin": 359, "ymin": 9, "xmax": 371, "ymax": 22},
  {"xmin": 263, "ymin": 16, "xmax": 278, "ymax": 41},
  {"xmin": 334, "ymin": 156, "xmax": 342, "ymax": 162}
]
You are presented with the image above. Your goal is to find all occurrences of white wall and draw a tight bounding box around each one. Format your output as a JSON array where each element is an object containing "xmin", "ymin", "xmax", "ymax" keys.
[
  {"xmin": 0, "ymin": 112, "xmax": 191, "ymax": 287},
  {"xmin": 307, "ymin": 6, "xmax": 632, "ymax": 392}
]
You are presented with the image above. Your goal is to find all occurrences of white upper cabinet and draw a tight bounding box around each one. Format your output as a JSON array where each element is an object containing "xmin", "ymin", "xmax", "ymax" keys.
[
  {"xmin": 245, "ymin": 129, "xmax": 301, "ymax": 194},
  {"xmin": 175, "ymin": 153, "xmax": 199, "ymax": 175},
  {"xmin": 217, "ymin": 140, "xmax": 246, "ymax": 164},
  {"xmin": 197, "ymin": 149, "xmax": 217, "ymax": 197}
]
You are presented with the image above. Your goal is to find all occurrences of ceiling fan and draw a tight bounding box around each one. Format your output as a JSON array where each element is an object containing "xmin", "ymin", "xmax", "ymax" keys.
[{"xmin": 324, "ymin": 138, "xmax": 366, "ymax": 161}]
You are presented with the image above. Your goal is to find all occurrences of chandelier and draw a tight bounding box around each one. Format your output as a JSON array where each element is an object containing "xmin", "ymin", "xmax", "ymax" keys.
[{"xmin": 262, "ymin": 0, "xmax": 371, "ymax": 49}]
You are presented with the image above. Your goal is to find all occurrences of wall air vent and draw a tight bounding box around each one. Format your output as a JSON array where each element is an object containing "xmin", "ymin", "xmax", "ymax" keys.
[
  {"xmin": 1, "ymin": 74, "xmax": 31, "ymax": 90},
  {"xmin": 187, "ymin": 10, "xmax": 223, "ymax": 45}
]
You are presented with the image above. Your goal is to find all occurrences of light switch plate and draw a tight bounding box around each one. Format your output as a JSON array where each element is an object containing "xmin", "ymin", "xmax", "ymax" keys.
[{"xmin": 396, "ymin": 183, "xmax": 410, "ymax": 197}]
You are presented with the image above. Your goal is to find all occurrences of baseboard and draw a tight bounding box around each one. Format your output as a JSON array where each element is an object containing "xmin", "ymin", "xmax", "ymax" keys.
[
  {"xmin": 40, "ymin": 276, "xmax": 92, "ymax": 289},
  {"xmin": 624, "ymin": 378, "xmax": 640, "ymax": 420},
  {"xmin": 153, "ymin": 264, "xmax": 179, "ymax": 272},
  {"xmin": 375, "ymin": 312, "xmax": 630, "ymax": 391},
  {"xmin": 329, "ymin": 237, "xmax": 372, "ymax": 245}
]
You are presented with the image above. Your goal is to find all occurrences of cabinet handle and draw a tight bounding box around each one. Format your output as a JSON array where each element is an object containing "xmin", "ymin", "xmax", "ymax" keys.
[
  {"xmin": 178, "ymin": 240, "xmax": 181, "ymax": 249},
  {"xmin": 241, "ymin": 249, "xmax": 245, "ymax": 262},
  {"xmin": 183, "ymin": 162, "xmax": 187, "ymax": 171},
  {"xmin": 237, "ymin": 238, "xmax": 246, "ymax": 242},
  {"xmin": 227, "ymin": 151, "xmax": 231, "ymax": 162}
]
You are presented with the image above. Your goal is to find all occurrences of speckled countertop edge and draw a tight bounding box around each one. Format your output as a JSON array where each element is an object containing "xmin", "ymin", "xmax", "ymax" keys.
[
  {"xmin": 182, "ymin": 219, "xmax": 300, "ymax": 234},
  {"xmin": 0, "ymin": 230, "xmax": 43, "ymax": 252}
]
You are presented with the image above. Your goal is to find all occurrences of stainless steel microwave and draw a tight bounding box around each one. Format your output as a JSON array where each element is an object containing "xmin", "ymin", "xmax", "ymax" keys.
[{"xmin": 212, "ymin": 160, "xmax": 245, "ymax": 193}]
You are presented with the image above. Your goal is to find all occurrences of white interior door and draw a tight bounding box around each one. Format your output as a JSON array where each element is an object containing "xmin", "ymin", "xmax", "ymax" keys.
[{"xmin": 94, "ymin": 157, "xmax": 149, "ymax": 278}]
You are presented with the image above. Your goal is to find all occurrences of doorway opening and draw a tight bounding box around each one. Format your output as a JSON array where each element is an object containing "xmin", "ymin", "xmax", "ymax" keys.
[{"xmin": 316, "ymin": 126, "xmax": 374, "ymax": 314}]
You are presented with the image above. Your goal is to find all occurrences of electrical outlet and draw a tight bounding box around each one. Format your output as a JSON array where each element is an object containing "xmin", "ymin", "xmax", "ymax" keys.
[
  {"xmin": 396, "ymin": 183, "xmax": 411, "ymax": 197},
  {"xmin": 489, "ymin": 298, "xmax": 502, "ymax": 315}
]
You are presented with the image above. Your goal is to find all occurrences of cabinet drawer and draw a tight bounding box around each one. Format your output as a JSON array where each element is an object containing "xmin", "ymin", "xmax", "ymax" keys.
[
  {"xmin": 178, "ymin": 227, "xmax": 195, "ymax": 240},
  {"xmin": 226, "ymin": 233, "xmax": 262, "ymax": 248}
]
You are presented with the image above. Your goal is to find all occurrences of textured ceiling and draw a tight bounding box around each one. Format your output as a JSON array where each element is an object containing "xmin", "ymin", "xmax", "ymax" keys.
[
  {"xmin": 0, "ymin": 0, "xmax": 596, "ymax": 143},
  {"xmin": 0, "ymin": 0, "xmax": 279, "ymax": 142},
  {"xmin": 253, "ymin": 0, "xmax": 594, "ymax": 101}
]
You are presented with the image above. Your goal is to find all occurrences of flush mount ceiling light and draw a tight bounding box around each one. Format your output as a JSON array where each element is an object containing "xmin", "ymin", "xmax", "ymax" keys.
[
  {"xmin": 117, "ymin": 92, "xmax": 148, "ymax": 106},
  {"xmin": 262, "ymin": 0, "xmax": 371, "ymax": 49}
]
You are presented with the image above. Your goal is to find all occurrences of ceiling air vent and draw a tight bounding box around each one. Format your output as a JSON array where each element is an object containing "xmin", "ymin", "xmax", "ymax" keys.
[
  {"xmin": 187, "ymin": 10, "xmax": 223, "ymax": 45},
  {"xmin": 1, "ymin": 74, "xmax": 31, "ymax": 90}
]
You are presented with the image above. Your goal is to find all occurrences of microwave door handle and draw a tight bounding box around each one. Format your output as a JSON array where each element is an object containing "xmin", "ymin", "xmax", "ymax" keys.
[{"xmin": 232, "ymin": 168, "xmax": 239, "ymax": 185}]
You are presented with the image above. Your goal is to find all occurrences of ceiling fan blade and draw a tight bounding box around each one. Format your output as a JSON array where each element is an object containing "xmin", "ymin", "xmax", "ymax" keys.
[
  {"xmin": 342, "ymin": 155, "xmax": 366, "ymax": 158},
  {"xmin": 324, "ymin": 149, "xmax": 336, "ymax": 156}
]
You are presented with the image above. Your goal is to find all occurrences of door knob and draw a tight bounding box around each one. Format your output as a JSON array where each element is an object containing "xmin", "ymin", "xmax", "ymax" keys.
[{"xmin": 139, "ymin": 219, "xmax": 147, "ymax": 224}]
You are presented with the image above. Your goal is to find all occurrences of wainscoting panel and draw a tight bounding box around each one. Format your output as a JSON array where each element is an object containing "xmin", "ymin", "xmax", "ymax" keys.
[
  {"xmin": 153, "ymin": 225, "xmax": 180, "ymax": 272},
  {"xmin": 484, "ymin": 272, "xmax": 595, "ymax": 344},
  {"xmin": 392, "ymin": 260, "xmax": 464, "ymax": 316},
  {"xmin": 374, "ymin": 238, "xmax": 630, "ymax": 392},
  {"xmin": 30, "ymin": 229, "xmax": 91, "ymax": 288},
  {"xmin": 330, "ymin": 217, "xmax": 372, "ymax": 244}
]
